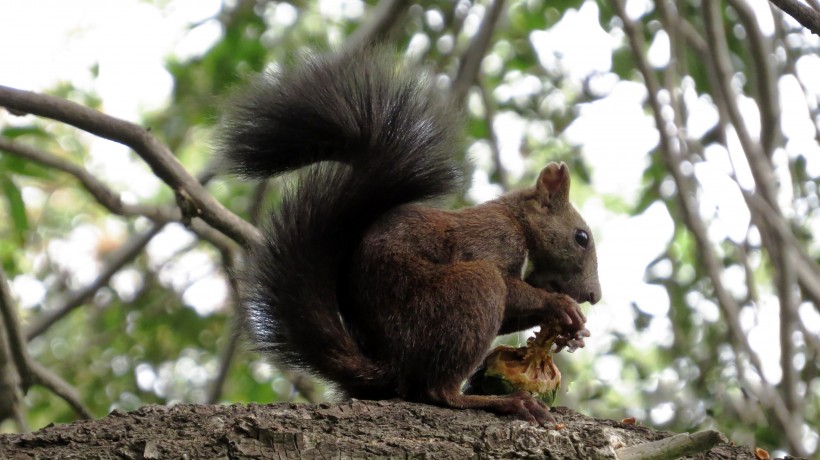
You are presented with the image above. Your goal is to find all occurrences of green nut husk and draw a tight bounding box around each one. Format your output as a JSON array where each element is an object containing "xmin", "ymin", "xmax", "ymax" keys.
[{"xmin": 464, "ymin": 325, "xmax": 561, "ymax": 406}]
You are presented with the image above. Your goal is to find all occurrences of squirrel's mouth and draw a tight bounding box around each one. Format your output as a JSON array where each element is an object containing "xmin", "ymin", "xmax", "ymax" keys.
[{"xmin": 544, "ymin": 280, "xmax": 596, "ymax": 305}]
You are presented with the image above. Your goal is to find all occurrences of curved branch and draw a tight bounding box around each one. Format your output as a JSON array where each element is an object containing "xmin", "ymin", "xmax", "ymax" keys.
[
  {"xmin": 769, "ymin": 0, "xmax": 820, "ymax": 35},
  {"xmin": 0, "ymin": 267, "xmax": 94, "ymax": 421},
  {"xmin": 0, "ymin": 138, "xmax": 175, "ymax": 221},
  {"xmin": 28, "ymin": 360, "xmax": 93, "ymax": 420},
  {"xmin": 0, "ymin": 85, "xmax": 261, "ymax": 247}
]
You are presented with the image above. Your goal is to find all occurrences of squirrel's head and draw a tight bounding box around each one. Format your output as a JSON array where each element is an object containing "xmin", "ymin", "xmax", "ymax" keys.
[{"xmin": 518, "ymin": 162, "xmax": 602, "ymax": 305}]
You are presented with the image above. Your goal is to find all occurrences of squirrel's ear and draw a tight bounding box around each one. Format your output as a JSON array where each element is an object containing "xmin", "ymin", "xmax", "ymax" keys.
[{"xmin": 535, "ymin": 162, "xmax": 570, "ymax": 208}]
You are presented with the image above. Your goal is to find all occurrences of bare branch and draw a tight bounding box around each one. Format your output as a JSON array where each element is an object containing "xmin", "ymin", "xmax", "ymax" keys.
[
  {"xmin": 451, "ymin": 0, "xmax": 507, "ymax": 104},
  {"xmin": 25, "ymin": 225, "xmax": 164, "ymax": 340},
  {"xmin": 611, "ymin": 0, "xmax": 806, "ymax": 453},
  {"xmin": 0, "ymin": 270, "xmax": 28, "ymax": 431},
  {"xmin": 27, "ymin": 360, "xmax": 93, "ymax": 420},
  {"xmin": 0, "ymin": 138, "xmax": 177, "ymax": 221},
  {"xmin": 344, "ymin": 0, "xmax": 409, "ymax": 52},
  {"xmin": 0, "ymin": 85, "xmax": 261, "ymax": 247},
  {"xmin": 478, "ymin": 80, "xmax": 508, "ymax": 190},
  {"xmin": 1, "ymin": 266, "xmax": 94, "ymax": 421},
  {"xmin": 769, "ymin": 0, "xmax": 820, "ymax": 35},
  {"xmin": 726, "ymin": 0, "xmax": 780, "ymax": 155},
  {"xmin": 0, "ymin": 267, "xmax": 32, "ymax": 390},
  {"xmin": 703, "ymin": 0, "xmax": 802, "ymax": 423}
]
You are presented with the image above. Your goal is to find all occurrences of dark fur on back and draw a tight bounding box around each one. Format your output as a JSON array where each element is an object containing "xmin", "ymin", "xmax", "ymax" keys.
[{"xmin": 217, "ymin": 48, "xmax": 463, "ymax": 395}]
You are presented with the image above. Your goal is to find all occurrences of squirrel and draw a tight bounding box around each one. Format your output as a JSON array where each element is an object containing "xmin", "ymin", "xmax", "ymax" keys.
[{"xmin": 217, "ymin": 48, "xmax": 601, "ymax": 424}]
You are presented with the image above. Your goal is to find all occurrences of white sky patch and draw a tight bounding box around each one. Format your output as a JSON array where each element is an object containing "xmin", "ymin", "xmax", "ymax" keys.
[
  {"xmin": 147, "ymin": 224, "xmax": 198, "ymax": 268},
  {"xmin": 530, "ymin": 1, "xmax": 614, "ymax": 83},
  {"xmin": 593, "ymin": 202, "xmax": 674, "ymax": 336},
  {"xmin": 564, "ymin": 81, "xmax": 657, "ymax": 202},
  {"xmin": 682, "ymin": 78, "xmax": 720, "ymax": 139},
  {"xmin": 11, "ymin": 275, "xmax": 46, "ymax": 310},
  {"xmin": 744, "ymin": 0, "xmax": 776, "ymax": 36},
  {"xmin": 647, "ymin": 29, "xmax": 670, "ymax": 69},
  {"xmin": 493, "ymin": 111, "xmax": 528, "ymax": 181},
  {"xmin": 693, "ymin": 161, "xmax": 751, "ymax": 243},
  {"xmin": 182, "ymin": 274, "xmax": 228, "ymax": 316},
  {"xmin": 47, "ymin": 223, "xmax": 102, "ymax": 287}
]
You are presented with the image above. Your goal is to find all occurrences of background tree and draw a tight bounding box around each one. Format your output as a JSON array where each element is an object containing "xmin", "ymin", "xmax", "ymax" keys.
[{"xmin": 0, "ymin": 0, "xmax": 817, "ymax": 457}]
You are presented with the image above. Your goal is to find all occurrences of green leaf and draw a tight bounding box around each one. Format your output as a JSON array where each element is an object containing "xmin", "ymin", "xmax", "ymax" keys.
[{"xmin": 0, "ymin": 173, "xmax": 29, "ymax": 242}]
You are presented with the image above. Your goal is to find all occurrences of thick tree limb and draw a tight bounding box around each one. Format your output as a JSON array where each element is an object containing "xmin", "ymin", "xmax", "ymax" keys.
[
  {"xmin": 769, "ymin": 0, "xmax": 820, "ymax": 35},
  {"xmin": 0, "ymin": 402, "xmax": 759, "ymax": 459},
  {"xmin": 0, "ymin": 85, "xmax": 261, "ymax": 247}
]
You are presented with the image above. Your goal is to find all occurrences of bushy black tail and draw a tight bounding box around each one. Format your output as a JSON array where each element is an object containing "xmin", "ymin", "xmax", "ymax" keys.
[{"xmin": 218, "ymin": 48, "xmax": 462, "ymax": 396}]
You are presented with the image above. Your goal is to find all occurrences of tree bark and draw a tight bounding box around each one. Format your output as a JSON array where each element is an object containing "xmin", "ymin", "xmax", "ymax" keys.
[{"xmin": 0, "ymin": 400, "xmax": 788, "ymax": 459}]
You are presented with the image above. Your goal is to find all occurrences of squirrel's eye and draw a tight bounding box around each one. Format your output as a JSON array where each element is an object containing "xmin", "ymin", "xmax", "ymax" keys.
[{"xmin": 575, "ymin": 229, "xmax": 589, "ymax": 248}]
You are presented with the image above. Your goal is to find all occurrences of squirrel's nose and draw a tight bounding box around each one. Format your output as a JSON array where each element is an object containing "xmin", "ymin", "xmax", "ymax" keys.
[{"xmin": 586, "ymin": 285, "xmax": 601, "ymax": 305}]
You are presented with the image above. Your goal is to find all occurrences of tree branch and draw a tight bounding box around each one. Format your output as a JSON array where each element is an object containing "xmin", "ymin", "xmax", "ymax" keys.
[
  {"xmin": 0, "ymin": 138, "xmax": 176, "ymax": 221},
  {"xmin": 703, "ymin": 0, "xmax": 802, "ymax": 423},
  {"xmin": 727, "ymin": 0, "xmax": 780, "ymax": 156},
  {"xmin": 478, "ymin": 79, "xmax": 508, "ymax": 190},
  {"xmin": 0, "ymin": 85, "xmax": 261, "ymax": 247},
  {"xmin": 611, "ymin": 0, "xmax": 806, "ymax": 454},
  {"xmin": 768, "ymin": 0, "xmax": 820, "ymax": 35},
  {"xmin": 0, "ymin": 267, "xmax": 94, "ymax": 421},
  {"xmin": 24, "ymin": 224, "xmax": 164, "ymax": 341},
  {"xmin": 451, "ymin": 0, "xmax": 507, "ymax": 104},
  {"xmin": 344, "ymin": 0, "xmax": 409, "ymax": 52},
  {"xmin": 27, "ymin": 360, "xmax": 94, "ymax": 420}
]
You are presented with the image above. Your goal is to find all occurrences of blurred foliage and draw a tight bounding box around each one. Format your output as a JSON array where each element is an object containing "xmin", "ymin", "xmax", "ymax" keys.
[{"xmin": 0, "ymin": 0, "xmax": 818, "ymax": 457}]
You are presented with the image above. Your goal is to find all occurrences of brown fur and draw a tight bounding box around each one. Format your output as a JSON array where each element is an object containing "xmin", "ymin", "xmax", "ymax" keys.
[
  {"xmin": 344, "ymin": 162, "xmax": 601, "ymax": 421},
  {"xmin": 220, "ymin": 50, "xmax": 601, "ymax": 424}
]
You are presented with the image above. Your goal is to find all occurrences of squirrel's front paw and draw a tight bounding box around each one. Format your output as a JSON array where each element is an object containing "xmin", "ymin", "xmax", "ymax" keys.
[
  {"xmin": 553, "ymin": 328, "xmax": 590, "ymax": 352},
  {"xmin": 543, "ymin": 293, "xmax": 589, "ymax": 351},
  {"xmin": 545, "ymin": 293, "xmax": 585, "ymax": 330}
]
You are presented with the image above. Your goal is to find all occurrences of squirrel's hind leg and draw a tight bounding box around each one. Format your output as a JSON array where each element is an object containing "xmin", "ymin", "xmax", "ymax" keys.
[
  {"xmin": 425, "ymin": 385, "xmax": 552, "ymax": 424},
  {"xmin": 395, "ymin": 261, "xmax": 551, "ymax": 424}
]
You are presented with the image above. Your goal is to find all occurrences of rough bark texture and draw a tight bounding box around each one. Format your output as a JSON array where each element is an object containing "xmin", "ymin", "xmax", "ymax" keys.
[{"xmin": 0, "ymin": 400, "xmax": 790, "ymax": 459}]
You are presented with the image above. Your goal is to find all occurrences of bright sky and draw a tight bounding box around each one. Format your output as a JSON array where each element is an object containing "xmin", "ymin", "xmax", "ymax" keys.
[{"xmin": 2, "ymin": 0, "xmax": 819, "ymax": 439}]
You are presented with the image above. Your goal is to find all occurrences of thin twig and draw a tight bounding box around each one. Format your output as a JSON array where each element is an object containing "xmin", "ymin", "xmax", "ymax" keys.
[
  {"xmin": 0, "ymin": 269, "xmax": 29, "ymax": 431},
  {"xmin": 0, "ymin": 85, "xmax": 261, "ymax": 247},
  {"xmin": 0, "ymin": 267, "xmax": 33, "ymax": 390},
  {"xmin": 451, "ymin": 0, "xmax": 507, "ymax": 104},
  {"xmin": 478, "ymin": 79, "xmax": 508, "ymax": 190},
  {"xmin": 28, "ymin": 360, "xmax": 93, "ymax": 419},
  {"xmin": 1, "ymin": 267, "xmax": 94, "ymax": 421},
  {"xmin": 0, "ymin": 138, "xmax": 176, "ymax": 221},
  {"xmin": 344, "ymin": 0, "xmax": 408, "ymax": 52},
  {"xmin": 25, "ymin": 225, "xmax": 164, "ymax": 340}
]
